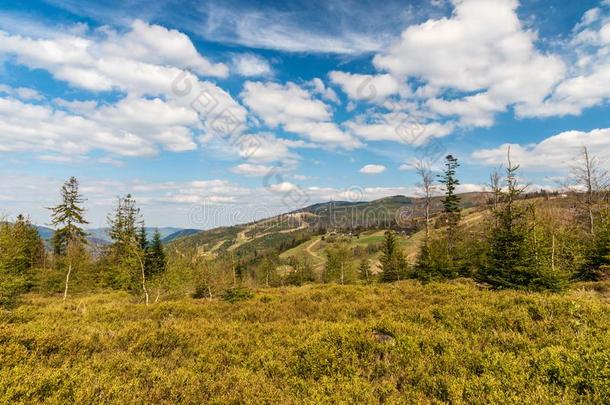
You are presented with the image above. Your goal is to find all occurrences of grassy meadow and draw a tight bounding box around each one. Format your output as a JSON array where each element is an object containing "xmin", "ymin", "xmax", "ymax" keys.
[{"xmin": 1, "ymin": 280, "xmax": 609, "ymax": 404}]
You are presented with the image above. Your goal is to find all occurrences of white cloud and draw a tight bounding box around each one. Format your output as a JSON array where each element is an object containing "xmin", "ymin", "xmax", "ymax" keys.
[
  {"xmin": 360, "ymin": 164, "xmax": 387, "ymax": 174},
  {"xmin": 198, "ymin": 3, "xmax": 388, "ymax": 54},
  {"xmin": 0, "ymin": 96, "xmax": 202, "ymax": 156},
  {"xmin": 100, "ymin": 20, "xmax": 228, "ymax": 77},
  {"xmin": 329, "ymin": 71, "xmax": 402, "ymax": 103},
  {"xmin": 0, "ymin": 20, "xmax": 228, "ymax": 95},
  {"xmin": 231, "ymin": 53, "xmax": 272, "ymax": 77},
  {"xmin": 518, "ymin": 6, "xmax": 610, "ymax": 117},
  {"xmin": 472, "ymin": 128, "xmax": 610, "ymax": 171},
  {"xmin": 346, "ymin": 113, "xmax": 454, "ymax": 145},
  {"xmin": 0, "ymin": 84, "xmax": 44, "ymax": 101},
  {"xmin": 231, "ymin": 163, "xmax": 275, "ymax": 177},
  {"xmin": 372, "ymin": 0, "xmax": 565, "ymax": 126},
  {"xmin": 241, "ymin": 81, "xmax": 361, "ymax": 149},
  {"xmin": 308, "ymin": 78, "xmax": 340, "ymax": 103},
  {"xmin": 241, "ymin": 81, "xmax": 330, "ymax": 126}
]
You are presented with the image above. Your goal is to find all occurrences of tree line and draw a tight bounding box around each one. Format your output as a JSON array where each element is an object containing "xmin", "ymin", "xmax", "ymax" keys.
[
  {"xmin": 1, "ymin": 177, "xmax": 166, "ymax": 306},
  {"xmin": 2, "ymin": 146, "xmax": 609, "ymax": 306}
]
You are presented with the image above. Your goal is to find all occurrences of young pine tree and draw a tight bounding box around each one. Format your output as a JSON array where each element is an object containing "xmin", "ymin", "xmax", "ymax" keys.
[
  {"xmin": 358, "ymin": 259, "xmax": 372, "ymax": 284},
  {"xmin": 48, "ymin": 177, "xmax": 89, "ymax": 300},
  {"xmin": 482, "ymin": 149, "xmax": 537, "ymax": 289},
  {"xmin": 0, "ymin": 215, "xmax": 44, "ymax": 307},
  {"xmin": 147, "ymin": 229, "xmax": 167, "ymax": 277},
  {"xmin": 437, "ymin": 155, "xmax": 462, "ymax": 271},
  {"xmin": 106, "ymin": 194, "xmax": 149, "ymax": 303},
  {"xmin": 323, "ymin": 242, "xmax": 352, "ymax": 284},
  {"xmin": 379, "ymin": 231, "xmax": 408, "ymax": 282}
]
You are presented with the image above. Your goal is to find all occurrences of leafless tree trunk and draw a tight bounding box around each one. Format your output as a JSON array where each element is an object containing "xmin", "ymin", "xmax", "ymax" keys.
[
  {"xmin": 63, "ymin": 260, "xmax": 72, "ymax": 301},
  {"xmin": 487, "ymin": 166, "xmax": 503, "ymax": 227},
  {"xmin": 131, "ymin": 238, "xmax": 149, "ymax": 305},
  {"xmin": 415, "ymin": 160, "xmax": 435, "ymax": 243},
  {"xmin": 551, "ymin": 234, "xmax": 555, "ymax": 274},
  {"xmin": 568, "ymin": 146, "xmax": 609, "ymax": 235}
]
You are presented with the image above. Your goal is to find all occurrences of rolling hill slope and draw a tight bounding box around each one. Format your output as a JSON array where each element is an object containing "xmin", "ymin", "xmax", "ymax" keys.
[{"xmin": 168, "ymin": 192, "xmax": 493, "ymax": 259}]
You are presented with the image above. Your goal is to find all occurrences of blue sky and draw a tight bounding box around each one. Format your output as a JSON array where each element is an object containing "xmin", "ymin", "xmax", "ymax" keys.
[{"xmin": 1, "ymin": 0, "xmax": 610, "ymax": 228}]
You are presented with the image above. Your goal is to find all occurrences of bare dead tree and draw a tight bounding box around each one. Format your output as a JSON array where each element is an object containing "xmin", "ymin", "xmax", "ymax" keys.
[
  {"xmin": 568, "ymin": 146, "xmax": 609, "ymax": 235},
  {"xmin": 130, "ymin": 237, "xmax": 149, "ymax": 305},
  {"xmin": 414, "ymin": 159, "xmax": 435, "ymax": 243},
  {"xmin": 487, "ymin": 166, "xmax": 503, "ymax": 210}
]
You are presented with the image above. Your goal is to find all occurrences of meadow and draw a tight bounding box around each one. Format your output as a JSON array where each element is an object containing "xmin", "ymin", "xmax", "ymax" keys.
[{"xmin": 1, "ymin": 280, "xmax": 609, "ymax": 404}]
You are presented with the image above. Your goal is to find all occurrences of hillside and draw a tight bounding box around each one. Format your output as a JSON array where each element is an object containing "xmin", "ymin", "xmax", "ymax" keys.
[
  {"xmin": 169, "ymin": 192, "xmax": 493, "ymax": 258},
  {"xmin": 2, "ymin": 281, "xmax": 608, "ymax": 403},
  {"xmin": 34, "ymin": 226, "xmax": 199, "ymax": 246}
]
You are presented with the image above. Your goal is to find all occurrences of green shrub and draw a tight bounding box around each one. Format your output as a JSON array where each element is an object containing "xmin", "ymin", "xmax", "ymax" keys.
[{"xmin": 221, "ymin": 287, "xmax": 254, "ymax": 303}]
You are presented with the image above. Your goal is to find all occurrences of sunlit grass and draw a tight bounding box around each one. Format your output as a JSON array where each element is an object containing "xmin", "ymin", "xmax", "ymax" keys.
[{"xmin": 1, "ymin": 280, "xmax": 608, "ymax": 403}]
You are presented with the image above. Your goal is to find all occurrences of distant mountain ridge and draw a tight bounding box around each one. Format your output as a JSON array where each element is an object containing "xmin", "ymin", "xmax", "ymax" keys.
[
  {"xmin": 168, "ymin": 192, "xmax": 493, "ymax": 257},
  {"xmin": 34, "ymin": 226, "xmax": 200, "ymax": 245}
]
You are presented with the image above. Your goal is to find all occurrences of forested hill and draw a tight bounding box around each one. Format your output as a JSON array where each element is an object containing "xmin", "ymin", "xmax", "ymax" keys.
[{"xmin": 168, "ymin": 192, "xmax": 497, "ymax": 255}]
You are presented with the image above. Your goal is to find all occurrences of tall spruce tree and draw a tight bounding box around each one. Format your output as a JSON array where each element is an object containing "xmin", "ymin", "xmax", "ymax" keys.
[
  {"xmin": 147, "ymin": 229, "xmax": 166, "ymax": 276},
  {"xmin": 437, "ymin": 155, "xmax": 462, "ymax": 272},
  {"xmin": 438, "ymin": 155, "xmax": 462, "ymax": 232},
  {"xmin": 0, "ymin": 215, "xmax": 44, "ymax": 274},
  {"xmin": 379, "ymin": 231, "xmax": 408, "ymax": 282},
  {"xmin": 481, "ymin": 148, "xmax": 553, "ymax": 289},
  {"xmin": 106, "ymin": 194, "xmax": 148, "ymax": 303},
  {"xmin": 49, "ymin": 177, "xmax": 88, "ymax": 256},
  {"xmin": 48, "ymin": 177, "xmax": 89, "ymax": 300}
]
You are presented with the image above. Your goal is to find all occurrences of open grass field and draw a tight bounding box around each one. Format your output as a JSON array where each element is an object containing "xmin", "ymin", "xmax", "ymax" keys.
[{"xmin": 1, "ymin": 280, "xmax": 609, "ymax": 404}]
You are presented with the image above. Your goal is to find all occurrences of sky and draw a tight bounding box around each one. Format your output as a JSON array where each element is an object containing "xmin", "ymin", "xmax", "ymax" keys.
[{"xmin": 1, "ymin": 0, "xmax": 610, "ymax": 229}]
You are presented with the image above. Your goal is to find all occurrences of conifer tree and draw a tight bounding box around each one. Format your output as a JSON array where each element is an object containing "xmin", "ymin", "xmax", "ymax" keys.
[
  {"xmin": 106, "ymin": 194, "xmax": 148, "ymax": 303},
  {"xmin": 438, "ymin": 155, "xmax": 461, "ymax": 243},
  {"xmin": 49, "ymin": 177, "xmax": 88, "ymax": 256},
  {"xmin": 358, "ymin": 259, "xmax": 371, "ymax": 284},
  {"xmin": 379, "ymin": 231, "xmax": 408, "ymax": 282},
  {"xmin": 147, "ymin": 229, "xmax": 167, "ymax": 276},
  {"xmin": 482, "ymin": 148, "xmax": 536, "ymax": 289},
  {"xmin": 0, "ymin": 215, "xmax": 44, "ymax": 274},
  {"xmin": 48, "ymin": 177, "xmax": 89, "ymax": 300},
  {"xmin": 137, "ymin": 225, "xmax": 148, "ymax": 252},
  {"xmin": 323, "ymin": 242, "xmax": 351, "ymax": 284}
]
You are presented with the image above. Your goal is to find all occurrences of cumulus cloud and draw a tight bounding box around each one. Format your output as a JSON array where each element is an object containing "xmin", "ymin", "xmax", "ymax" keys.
[
  {"xmin": 346, "ymin": 112, "xmax": 454, "ymax": 145},
  {"xmin": 0, "ymin": 19, "xmax": 254, "ymax": 157},
  {"xmin": 372, "ymin": 0, "xmax": 565, "ymax": 126},
  {"xmin": 518, "ymin": 5, "xmax": 610, "ymax": 117},
  {"xmin": 360, "ymin": 164, "xmax": 387, "ymax": 174},
  {"xmin": 230, "ymin": 53, "xmax": 273, "ymax": 77},
  {"xmin": 329, "ymin": 71, "xmax": 402, "ymax": 103},
  {"xmin": 472, "ymin": 128, "xmax": 610, "ymax": 171},
  {"xmin": 241, "ymin": 81, "xmax": 361, "ymax": 149},
  {"xmin": 0, "ymin": 19, "xmax": 228, "ymax": 94}
]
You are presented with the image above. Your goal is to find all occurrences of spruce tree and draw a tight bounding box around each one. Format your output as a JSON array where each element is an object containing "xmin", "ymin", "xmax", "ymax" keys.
[
  {"xmin": 437, "ymin": 155, "xmax": 462, "ymax": 272},
  {"xmin": 106, "ymin": 194, "xmax": 147, "ymax": 301},
  {"xmin": 49, "ymin": 177, "xmax": 88, "ymax": 256},
  {"xmin": 379, "ymin": 231, "xmax": 408, "ymax": 282},
  {"xmin": 323, "ymin": 242, "xmax": 351, "ymax": 284},
  {"xmin": 484, "ymin": 160, "xmax": 532, "ymax": 288},
  {"xmin": 48, "ymin": 177, "xmax": 89, "ymax": 300},
  {"xmin": 358, "ymin": 259, "xmax": 371, "ymax": 284},
  {"xmin": 137, "ymin": 225, "xmax": 148, "ymax": 252},
  {"xmin": 0, "ymin": 215, "xmax": 44, "ymax": 274},
  {"xmin": 147, "ymin": 229, "xmax": 167, "ymax": 276},
  {"xmin": 438, "ymin": 155, "xmax": 462, "ymax": 236}
]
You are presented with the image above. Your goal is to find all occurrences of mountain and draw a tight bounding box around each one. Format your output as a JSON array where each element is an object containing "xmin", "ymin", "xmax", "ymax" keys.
[
  {"xmin": 168, "ymin": 192, "xmax": 494, "ymax": 258},
  {"xmin": 35, "ymin": 226, "xmax": 199, "ymax": 245},
  {"xmin": 162, "ymin": 229, "xmax": 201, "ymax": 243}
]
